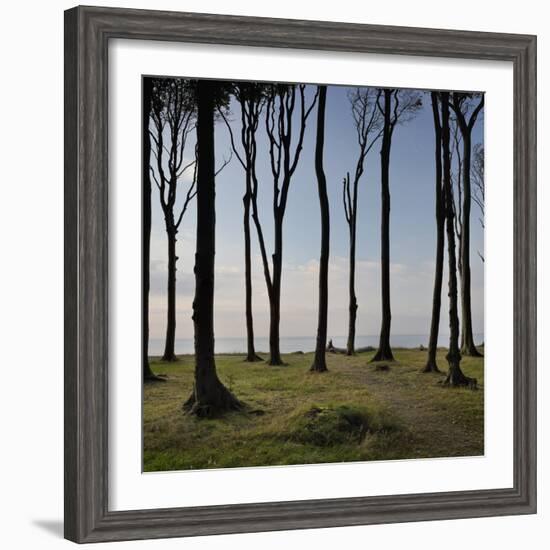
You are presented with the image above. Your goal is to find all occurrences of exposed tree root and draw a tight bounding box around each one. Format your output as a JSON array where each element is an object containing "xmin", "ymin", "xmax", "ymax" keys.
[
  {"xmin": 422, "ymin": 361, "xmax": 441, "ymax": 374},
  {"xmin": 310, "ymin": 362, "xmax": 328, "ymax": 373},
  {"xmin": 442, "ymin": 371, "xmax": 478, "ymax": 390},
  {"xmin": 245, "ymin": 354, "xmax": 264, "ymax": 363},
  {"xmin": 267, "ymin": 358, "xmax": 287, "ymax": 366},
  {"xmin": 161, "ymin": 353, "xmax": 179, "ymax": 362},
  {"xmin": 371, "ymin": 348, "xmax": 394, "ymax": 362},
  {"xmin": 183, "ymin": 382, "xmax": 244, "ymax": 418}
]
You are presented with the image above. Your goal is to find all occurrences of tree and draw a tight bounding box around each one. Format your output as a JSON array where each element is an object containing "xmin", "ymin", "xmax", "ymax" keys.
[
  {"xmin": 150, "ymin": 79, "xmax": 197, "ymax": 362},
  {"xmin": 218, "ymin": 83, "xmax": 267, "ymax": 362},
  {"xmin": 441, "ymin": 92, "xmax": 476, "ymax": 388},
  {"xmin": 372, "ymin": 89, "xmax": 422, "ymax": 362},
  {"xmin": 142, "ymin": 78, "xmax": 164, "ymax": 382},
  {"xmin": 184, "ymin": 80, "xmax": 243, "ymax": 417},
  {"xmin": 423, "ymin": 92, "xmax": 445, "ymax": 373},
  {"xmin": 253, "ymin": 84, "xmax": 318, "ymax": 366},
  {"xmin": 342, "ymin": 87, "xmax": 382, "ymax": 355},
  {"xmin": 471, "ymin": 143, "xmax": 485, "ymax": 262},
  {"xmin": 310, "ymin": 85, "xmax": 329, "ymax": 373},
  {"xmin": 451, "ymin": 92, "xmax": 484, "ymax": 357}
]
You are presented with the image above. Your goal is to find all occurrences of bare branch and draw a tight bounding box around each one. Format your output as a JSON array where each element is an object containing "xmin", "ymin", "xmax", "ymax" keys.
[
  {"xmin": 215, "ymin": 150, "xmax": 233, "ymax": 176},
  {"xmin": 217, "ymin": 106, "xmax": 246, "ymax": 170}
]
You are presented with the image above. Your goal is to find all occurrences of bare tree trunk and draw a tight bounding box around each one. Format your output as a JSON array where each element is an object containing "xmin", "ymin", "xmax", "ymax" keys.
[
  {"xmin": 373, "ymin": 89, "xmax": 394, "ymax": 362},
  {"xmin": 424, "ymin": 92, "xmax": 444, "ymax": 373},
  {"xmin": 243, "ymin": 182, "xmax": 261, "ymax": 362},
  {"xmin": 459, "ymin": 131, "xmax": 482, "ymax": 357},
  {"xmin": 219, "ymin": 87, "xmax": 264, "ymax": 363},
  {"xmin": 343, "ymin": 172, "xmax": 359, "ymax": 357},
  {"xmin": 342, "ymin": 88, "xmax": 382, "ymax": 355},
  {"xmin": 441, "ymin": 92, "xmax": 475, "ymax": 388},
  {"xmin": 451, "ymin": 93, "xmax": 484, "ymax": 357},
  {"xmin": 458, "ymin": 239, "xmax": 465, "ymax": 350},
  {"xmin": 162, "ymin": 225, "xmax": 178, "ymax": 361},
  {"xmin": 268, "ymin": 216, "xmax": 284, "ymax": 365},
  {"xmin": 311, "ymin": 85, "xmax": 329, "ymax": 373},
  {"xmin": 346, "ymin": 203, "xmax": 358, "ymax": 356},
  {"xmin": 184, "ymin": 80, "xmax": 243, "ymax": 416},
  {"xmin": 143, "ymin": 78, "xmax": 162, "ymax": 381},
  {"xmin": 262, "ymin": 85, "xmax": 318, "ymax": 366}
]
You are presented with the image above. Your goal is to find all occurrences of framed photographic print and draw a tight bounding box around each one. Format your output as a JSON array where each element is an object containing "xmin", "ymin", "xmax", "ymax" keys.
[{"xmin": 64, "ymin": 5, "xmax": 537, "ymax": 543}]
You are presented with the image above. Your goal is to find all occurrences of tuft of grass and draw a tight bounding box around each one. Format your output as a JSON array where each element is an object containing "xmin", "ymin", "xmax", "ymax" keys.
[
  {"xmin": 284, "ymin": 403, "xmax": 400, "ymax": 447},
  {"xmin": 143, "ymin": 349, "xmax": 483, "ymax": 471}
]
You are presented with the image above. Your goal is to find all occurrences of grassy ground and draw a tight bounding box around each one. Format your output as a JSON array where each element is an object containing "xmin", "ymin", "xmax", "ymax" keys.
[{"xmin": 143, "ymin": 349, "xmax": 483, "ymax": 472}]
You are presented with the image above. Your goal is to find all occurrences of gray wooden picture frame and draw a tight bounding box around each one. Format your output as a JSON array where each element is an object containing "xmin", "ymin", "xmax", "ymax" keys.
[{"xmin": 64, "ymin": 5, "xmax": 537, "ymax": 543}]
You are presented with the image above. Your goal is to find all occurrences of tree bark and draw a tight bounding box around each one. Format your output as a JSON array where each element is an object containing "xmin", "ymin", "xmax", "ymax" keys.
[
  {"xmin": 184, "ymin": 80, "xmax": 243, "ymax": 416},
  {"xmin": 423, "ymin": 92, "xmax": 444, "ymax": 373},
  {"xmin": 268, "ymin": 215, "xmax": 284, "ymax": 365},
  {"xmin": 161, "ymin": 224, "xmax": 178, "ymax": 361},
  {"xmin": 458, "ymin": 130, "xmax": 482, "ymax": 357},
  {"xmin": 343, "ymin": 172, "xmax": 359, "ymax": 356},
  {"xmin": 262, "ymin": 86, "xmax": 318, "ymax": 366},
  {"xmin": 452, "ymin": 94, "xmax": 483, "ymax": 358},
  {"xmin": 346, "ymin": 202, "xmax": 358, "ymax": 356},
  {"xmin": 311, "ymin": 86, "xmax": 329, "ymax": 373},
  {"xmin": 243, "ymin": 184, "xmax": 261, "ymax": 362},
  {"xmin": 441, "ymin": 92, "xmax": 474, "ymax": 388},
  {"xmin": 142, "ymin": 79, "xmax": 163, "ymax": 381},
  {"xmin": 220, "ymin": 87, "xmax": 264, "ymax": 363},
  {"xmin": 373, "ymin": 89, "xmax": 394, "ymax": 362}
]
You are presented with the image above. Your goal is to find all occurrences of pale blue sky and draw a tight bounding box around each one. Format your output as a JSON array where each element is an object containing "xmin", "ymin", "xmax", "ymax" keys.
[{"xmin": 148, "ymin": 82, "xmax": 484, "ymax": 345}]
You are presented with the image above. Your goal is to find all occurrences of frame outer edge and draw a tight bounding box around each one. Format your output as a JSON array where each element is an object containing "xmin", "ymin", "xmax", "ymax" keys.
[
  {"xmin": 64, "ymin": 5, "xmax": 538, "ymax": 542},
  {"xmin": 64, "ymin": 6, "xmax": 79, "ymax": 543},
  {"xmin": 517, "ymin": 34, "xmax": 537, "ymax": 512},
  {"xmin": 512, "ymin": 39, "xmax": 535, "ymax": 514}
]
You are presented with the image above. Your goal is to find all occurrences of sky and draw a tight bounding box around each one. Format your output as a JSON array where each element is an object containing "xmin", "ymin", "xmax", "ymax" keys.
[{"xmin": 148, "ymin": 81, "xmax": 484, "ymax": 348}]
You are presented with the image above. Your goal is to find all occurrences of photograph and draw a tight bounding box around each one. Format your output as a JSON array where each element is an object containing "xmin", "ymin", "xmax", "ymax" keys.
[{"xmin": 142, "ymin": 76, "xmax": 485, "ymax": 472}]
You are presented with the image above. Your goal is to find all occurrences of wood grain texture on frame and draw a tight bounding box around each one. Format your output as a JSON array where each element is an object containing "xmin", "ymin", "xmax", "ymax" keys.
[{"xmin": 64, "ymin": 5, "xmax": 537, "ymax": 543}]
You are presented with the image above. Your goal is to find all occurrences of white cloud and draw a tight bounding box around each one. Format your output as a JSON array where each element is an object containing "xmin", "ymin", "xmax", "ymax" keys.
[{"xmin": 148, "ymin": 248, "xmax": 483, "ymax": 342}]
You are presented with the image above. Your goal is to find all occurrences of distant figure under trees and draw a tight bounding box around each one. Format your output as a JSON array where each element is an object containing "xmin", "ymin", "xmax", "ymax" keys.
[
  {"xmin": 253, "ymin": 84, "xmax": 318, "ymax": 366},
  {"xmin": 150, "ymin": 79, "xmax": 197, "ymax": 362},
  {"xmin": 218, "ymin": 82, "xmax": 268, "ymax": 362},
  {"xmin": 451, "ymin": 92, "xmax": 484, "ymax": 357},
  {"xmin": 310, "ymin": 85, "xmax": 329, "ymax": 373},
  {"xmin": 184, "ymin": 80, "xmax": 243, "ymax": 416},
  {"xmin": 342, "ymin": 87, "xmax": 382, "ymax": 356},
  {"xmin": 372, "ymin": 88, "xmax": 422, "ymax": 362}
]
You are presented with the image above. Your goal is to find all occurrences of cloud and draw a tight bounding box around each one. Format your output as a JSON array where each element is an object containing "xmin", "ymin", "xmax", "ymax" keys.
[{"xmin": 148, "ymin": 242, "xmax": 484, "ymax": 342}]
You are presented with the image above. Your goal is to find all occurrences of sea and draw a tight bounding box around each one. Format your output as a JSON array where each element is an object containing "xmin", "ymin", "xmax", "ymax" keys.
[{"xmin": 149, "ymin": 333, "xmax": 484, "ymax": 355}]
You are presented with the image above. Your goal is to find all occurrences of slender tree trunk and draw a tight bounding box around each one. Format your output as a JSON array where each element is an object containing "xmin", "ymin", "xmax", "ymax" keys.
[
  {"xmin": 346, "ymin": 213, "xmax": 358, "ymax": 356},
  {"xmin": 143, "ymin": 78, "xmax": 161, "ymax": 381},
  {"xmin": 458, "ymin": 241, "xmax": 465, "ymax": 350},
  {"xmin": 459, "ymin": 132, "xmax": 482, "ymax": 357},
  {"xmin": 268, "ymin": 216, "xmax": 284, "ymax": 365},
  {"xmin": 184, "ymin": 80, "xmax": 243, "ymax": 416},
  {"xmin": 373, "ymin": 89, "xmax": 394, "ymax": 362},
  {"xmin": 162, "ymin": 225, "xmax": 178, "ymax": 361},
  {"xmin": 441, "ymin": 92, "xmax": 474, "ymax": 387},
  {"xmin": 243, "ymin": 182, "xmax": 261, "ymax": 362},
  {"xmin": 424, "ymin": 93, "xmax": 444, "ymax": 373},
  {"xmin": 311, "ymin": 86, "xmax": 329, "ymax": 373}
]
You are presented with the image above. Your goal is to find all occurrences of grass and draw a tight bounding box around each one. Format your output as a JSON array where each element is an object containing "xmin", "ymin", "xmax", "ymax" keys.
[{"xmin": 143, "ymin": 348, "xmax": 484, "ymax": 472}]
